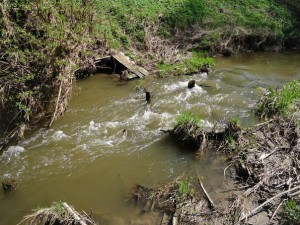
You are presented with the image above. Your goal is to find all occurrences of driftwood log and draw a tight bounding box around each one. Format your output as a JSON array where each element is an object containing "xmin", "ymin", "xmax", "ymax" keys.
[
  {"xmin": 61, "ymin": 202, "xmax": 88, "ymax": 225},
  {"xmin": 17, "ymin": 202, "xmax": 97, "ymax": 225}
]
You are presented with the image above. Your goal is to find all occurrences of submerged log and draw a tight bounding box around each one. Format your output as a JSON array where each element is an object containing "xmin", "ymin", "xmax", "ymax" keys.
[{"xmin": 146, "ymin": 91, "xmax": 151, "ymax": 104}]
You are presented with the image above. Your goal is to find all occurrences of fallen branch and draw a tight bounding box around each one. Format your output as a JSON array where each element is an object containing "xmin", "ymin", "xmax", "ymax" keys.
[
  {"xmin": 270, "ymin": 199, "xmax": 286, "ymax": 222},
  {"xmin": 223, "ymin": 163, "xmax": 232, "ymax": 179},
  {"xmin": 62, "ymin": 202, "xmax": 88, "ymax": 225},
  {"xmin": 198, "ymin": 178, "xmax": 215, "ymax": 210},
  {"xmin": 240, "ymin": 185, "xmax": 300, "ymax": 222},
  {"xmin": 259, "ymin": 146, "xmax": 282, "ymax": 161}
]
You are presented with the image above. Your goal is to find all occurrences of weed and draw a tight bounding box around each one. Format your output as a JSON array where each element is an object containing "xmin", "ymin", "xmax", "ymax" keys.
[
  {"xmin": 54, "ymin": 201, "xmax": 65, "ymax": 214},
  {"xmin": 230, "ymin": 118, "xmax": 240, "ymax": 125},
  {"xmin": 175, "ymin": 112, "xmax": 202, "ymax": 129},
  {"xmin": 178, "ymin": 178, "xmax": 196, "ymax": 201},
  {"xmin": 280, "ymin": 199, "xmax": 300, "ymax": 224},
  {"xmin": 173, "ymin": 112, "xmax": 202, "ymax": 147},
  {"xmin": 222, "ymin": 118, "xmax": 241, "ymax": 153}
]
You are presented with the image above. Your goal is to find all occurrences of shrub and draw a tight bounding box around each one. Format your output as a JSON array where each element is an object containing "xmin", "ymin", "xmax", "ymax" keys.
[{"xmin": 0, "ymin": 0, "xmax": 99, "ymax": 138}]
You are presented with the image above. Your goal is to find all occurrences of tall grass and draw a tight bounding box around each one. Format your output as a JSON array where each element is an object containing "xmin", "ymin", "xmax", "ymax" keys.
[{"xmin": 256, "ymin": 80, "xmax": 300, "ymax": 118}]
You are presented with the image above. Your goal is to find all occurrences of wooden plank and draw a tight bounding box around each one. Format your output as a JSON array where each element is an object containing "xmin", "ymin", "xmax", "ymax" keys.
[
  {"xmin": 93, "ymin": 51, "xmax": 149, "ymax": 79},
  {"xmin": 113, "ymin": 52, "xmax": 149, "ymax": 78}
]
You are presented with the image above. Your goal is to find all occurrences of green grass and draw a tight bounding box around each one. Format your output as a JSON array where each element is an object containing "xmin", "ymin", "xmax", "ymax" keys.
[
  {"xmin": 175, "ymin": 112, "xmax": 202, "ymax": 128},
  {"xmin": 1, "ymin": 0, "xmax": 299, "ymax": 141},
  {"xmin": 256, "ymin": 80, "xmax": 300, "ymax": 118},
  {"xmin": 156, "ymin": 52, "xmax": 214, "ymax": 77},
  {"xmin": 93, "ymin": 0, "xmax": 297, "ymax": 51},
  {"xmin": 178, "ymin": 179, "xmax": 196, "ymax": 201},
  {"xmin": 281, "ymin": 199, "xmax": 300, "ymax": 225},
  {"xmin": 173, "ymin": 112, "xmax": 202, "ymax": 146}
]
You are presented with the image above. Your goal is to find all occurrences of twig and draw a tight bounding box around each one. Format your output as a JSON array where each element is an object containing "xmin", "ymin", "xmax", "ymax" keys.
[
  {"xmin": 270, "ymin": 199, "xmax": 286, "ymax": 222},
  {"xmin": 259, "ymin": 147, "xmax": 281, "ymax": 161},
  {"xmin": 254, "ymin": 119, "xmax": 273, "ymax": 127},
  {"xmin": 198, "ymin": 178, "xmax": 215, "ymax": 210},
  {"xmin": 62, "ymin": 202, "xmax": 88, "ymax": 225},
  {"xmin": 289, "ymin": 189, "xmax": 300, "ymax": 197},
  {"xmin": 195, "ymin": 165, "xmax": 215, "ymax": 210},
  {"xmin": 240, "ymin": 185, "xmax": 300, "ymax": 222},
  {"xmin": 49, "ymin": 80, "xmax": 63, "ymax": 127},
  {"xmin": 223, "ymin": 163, "xmax": 232, "ymax": 179}
]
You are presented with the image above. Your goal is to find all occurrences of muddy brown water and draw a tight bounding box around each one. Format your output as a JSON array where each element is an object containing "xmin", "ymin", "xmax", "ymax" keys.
[{"xmin": 1, "ymin": 51, "xmax": 300, "ymax": 225}]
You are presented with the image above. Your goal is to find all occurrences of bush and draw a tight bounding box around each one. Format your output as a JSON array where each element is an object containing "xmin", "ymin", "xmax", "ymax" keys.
[{"xmin": 0, "ymin": 0, "xmax": 99, "ymax": 138}]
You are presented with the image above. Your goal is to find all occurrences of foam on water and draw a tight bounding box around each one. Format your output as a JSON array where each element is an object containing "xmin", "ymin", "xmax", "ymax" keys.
[
  {"xmin": 162, "ymin": 81, "xmax": 188, "ymax": 92},
  {"xmin": 1, "ymin": 146, "xmax": 25, "ymax": 163},
  {"xmin": 52, "ymin": 130, "xmax": 69, "ymax": 141}
]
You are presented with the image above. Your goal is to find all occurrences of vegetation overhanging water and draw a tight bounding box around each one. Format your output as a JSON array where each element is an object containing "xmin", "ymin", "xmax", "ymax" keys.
[{"xmin": 0, "ymin": 51, "xmax": 300, "ymax": 225}]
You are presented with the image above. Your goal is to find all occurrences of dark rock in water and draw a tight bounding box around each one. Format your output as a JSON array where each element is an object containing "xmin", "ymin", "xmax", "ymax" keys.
[
  {"xmin": 2, "ymin": 178, "xmax": 17, "ymax": 193},
  {"xmin": 188, "ymin": 80, "xmax": 196, "ymax": 89},
  {"xmin": 200, "ymin": 68, "xmax": 209, "ymax": 73}
]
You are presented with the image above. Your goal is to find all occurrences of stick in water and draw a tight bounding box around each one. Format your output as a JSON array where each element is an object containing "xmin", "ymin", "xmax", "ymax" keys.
[{"xmin": 198, "ymin": 179, "xmax": 216, "ymax": 210}]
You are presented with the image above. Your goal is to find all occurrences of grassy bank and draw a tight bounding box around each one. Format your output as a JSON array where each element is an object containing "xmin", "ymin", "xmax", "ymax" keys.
[
  {"xmin": 96, "ymin": 0, "xmax": 299, "ymax": 54},
  {"xmin": 0, "ymin": 0, "xmax": 102, "ymax": 144},
  {"xmin": 1, "ymin": 0, "xmax": 300, "ymax": 145}
]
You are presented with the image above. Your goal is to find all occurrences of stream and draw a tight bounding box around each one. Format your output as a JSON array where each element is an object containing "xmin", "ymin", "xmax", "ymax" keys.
[{"xmin": 0, "ymin": 51, "xmax": 300, "ymax": 225}]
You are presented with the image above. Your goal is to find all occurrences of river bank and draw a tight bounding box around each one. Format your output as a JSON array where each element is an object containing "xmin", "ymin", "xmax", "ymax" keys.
[
  {"xmin": 1, "ymin": 0, "xmax": 300, "ymax": 146},
  {"xmin": 1, "ymin": 51, "xmax": 300, "ymax": 225},
  {"xmin": 1, "ymin": 2, "xmax": 300, "ymax": 225},
  {"xmin": 130, "ymin": 80, "xmax": 300, "ymax": 224}
]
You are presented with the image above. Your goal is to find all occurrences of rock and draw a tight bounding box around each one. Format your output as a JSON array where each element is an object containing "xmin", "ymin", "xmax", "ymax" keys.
[
  {"xmin": 2, "ymin": 177, "xmax": 17, "ymax": 193},
  {"xmin": 188, "ymin": 80, "xmax": 196, "ymax": 89}
]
